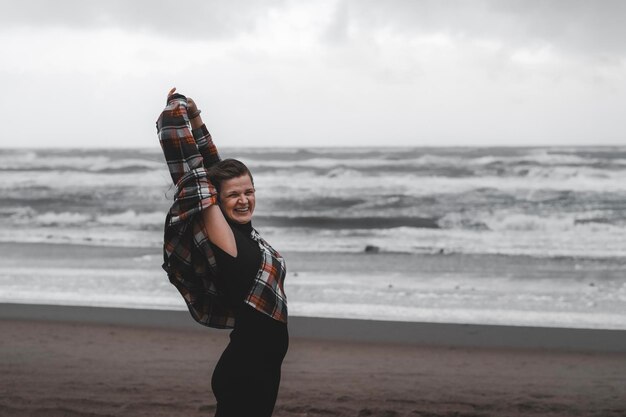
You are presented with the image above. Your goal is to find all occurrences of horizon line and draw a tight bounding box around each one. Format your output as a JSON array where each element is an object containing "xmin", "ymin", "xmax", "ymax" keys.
[{"xmin": 1, "ymin": 143, "xmax": 625, "ymax": 150}]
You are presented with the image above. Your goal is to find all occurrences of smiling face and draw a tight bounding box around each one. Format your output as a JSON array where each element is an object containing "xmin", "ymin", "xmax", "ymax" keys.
[{"xmin": 218, "ymin": 174, "xmax": 256, "ymax": 224}]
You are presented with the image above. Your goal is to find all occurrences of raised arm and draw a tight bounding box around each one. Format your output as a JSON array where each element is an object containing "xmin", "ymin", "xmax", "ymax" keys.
[
  {"xmin": 157, "ymin": 88, "xmax": 237, "ymax": 257},
  {"xmin": 185, "ymin": 96, "xmax": 237, "ymax": 256},
  {"xmin": 187, "ymin": 97, "xmax": 221, "ymax": 170},
  {"xmin": 156, "ymin": 90, "xmax": 205, "ymax": 185}
]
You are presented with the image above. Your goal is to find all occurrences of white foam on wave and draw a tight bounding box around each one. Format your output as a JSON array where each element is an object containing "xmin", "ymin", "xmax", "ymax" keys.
[
  {"xmin": 2, "ymin": 211, "xmax": 625, "ymax": 259},
  {"xmin": 495, "ymin": 213, "xmax": 614, "ymax": 232},
  {"xmin": 246, "ymin": 149, "xmax": 623, "ymax": 174},
  {"xmin": 255, "ymin": 170, "xmax": 626, "ymax": 197},
  {"xmin": 0, "ymin": 153, "xmax": 110, "ymax": 171},
  {"xmin": 88, "ymin": 158, "xmax": 162, "ymax": 172},
  {"xmin": 440, "ymin": 210, "xmax": 623, "ymax": 233},
  {"xmin": 34, "ymin": 211, "xmax": 92, "ymax": 226},
  {"xmin": 417, "ymin": 227, "xmax": 626, "ymax": 258},
  {"xmin": 97, "ymin": 210, "xmax": 163, "ymax": 226},
  {"xmin": 0, "ymin": 149, "xmax": 166, "ymax": 172},
  {"xmin": 0, "ymin": 170, "xmax": 169, "ymax": 190},
  {"xmin": 258, "ymin": 224, "xmax": 626, "ymax": 259},
  {"xmin": 0, "ymin": 227, "xmax": 162, "ymax": 248},
  {"xmin": 248, "ymin": 157, "xmax": 398, "ymax": 170},
  {"xmin": 470, "ymin": 150, "xmax": 591, "ymax": 166},
  {"xmin": 510, "ymin": 164, "xmax": 626, "ymax": 181},
  {"xmin": 6, "ymin": 209, "xmax": 165, "ymax": 229},
  {"xmin": 0, "ymin": 266, "xmax": 181, "ymax": 310},
  {"xmin": 249, "ymin": 154, "xmax": 485, "ymax": 171}
]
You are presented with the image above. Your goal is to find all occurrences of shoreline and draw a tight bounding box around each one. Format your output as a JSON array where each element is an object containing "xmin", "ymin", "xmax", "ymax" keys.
[
  {"xmin": 2, "ymin": 302, "xmax": 625, "ymax": 353},
  {"xmin": 1, "ymin": 241, "xmax": 626, "ymax": 331}
]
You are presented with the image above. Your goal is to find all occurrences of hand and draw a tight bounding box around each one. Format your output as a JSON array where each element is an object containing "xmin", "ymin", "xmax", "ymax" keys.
[
  {"xmin": 187, "ymin": 97, "xmax": 199, "ymax": 117},
  {"xmin": 166, "ymin": 87, "xmax": 201, "ymax": 119},
  {"xmin": 187, "ymin": 97, "xmax": 202, "ymax": 120},
  {"xmin": 166, "ymin": 87, "xmax": 184, "ymax": 104}
]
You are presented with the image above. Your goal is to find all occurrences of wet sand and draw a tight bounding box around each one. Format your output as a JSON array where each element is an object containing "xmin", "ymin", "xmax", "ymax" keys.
[{"xmin": 1, "ymin": 315, "xmax": 625, "ymax": 417}]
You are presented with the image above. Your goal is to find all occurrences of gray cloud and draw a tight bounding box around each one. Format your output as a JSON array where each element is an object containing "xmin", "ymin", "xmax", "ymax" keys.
[
  {"xmin": 345, "ymin": 0, "xmax": 626, "ymax": 58},
  {"xmin": 6, "ymin": 0, "xmax": 626, "ymax": 59},
  {"xmin": 1, "ymin": 0, "xmax": 285, "ymax": 39},
  {"xmin": 323, "ymin": 0, "xmax": 350, "ymax": 44}
]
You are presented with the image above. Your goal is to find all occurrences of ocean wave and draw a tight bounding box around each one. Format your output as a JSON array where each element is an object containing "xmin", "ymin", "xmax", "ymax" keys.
[
  {"xmin": 7, "ymin": 209, "xmax": 96, "ymax": 227},
  {"xmin": 255, "ymin": 171, "xmax": 626, "ymax": 198},
  {"xmin": 96, "ymin": 210, "xmax": 164, "ymax": 227},
  {"xmin": 0, "ymin": 170, "xmax": 169, "ymax": 190},
  {"xmin": 5, "ymin": 208, "xmax": 165, "ymax": 229},
  {"xmin": 0, "ymin": 153, "xmax": 110, "ymax": 172},
  {"xmin": 439, "ymin": 210, "xmax": 626, "ymax": 232},
  {"xmin": 248, "ymin": 156, "xmax": 626, "ymax": 183},
  {"xmin": 0, "ymin": 149, "xmax": 165, "ymax": 175},
  {"xmin": 255, "ymin": 215, "xmax": 440, "ymax": 229},
  {"xmin": 1, "ymin": 146, "xmax": 626, "ymax": 260},
  {"xmin": 256, "ymin": 225, "xmax": 626, "ymax": 258},
  {"xmin": 3, "ymin": 146, "xmax": 625, "ymax": 171},
  {"xmin": 88, "ymin": 158, "xmax": 162, "ymax": 173},
  {"xmin": 472, "ymin": 150, "xmax": 595, "ymax": 166},
  {"xmin": 231, "ymin": 147, "xmax": 397, "ymax": 160},
  {"xmin": 0, "ymin": 226, "xmax": 162, "ymax": 248},
  {"xmin": 3, "ymin": 148, "xmax": 626, "ymax": 193},
  {"xmin": 1, "ymin": 220, "xmax": 625, "ymax": 259},
  {"xmin": 33, "ymin": 211, "xmax": 92, "ymax": 226}
]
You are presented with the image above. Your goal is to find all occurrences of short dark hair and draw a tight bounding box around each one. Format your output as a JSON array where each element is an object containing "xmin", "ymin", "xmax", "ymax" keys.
[{"xmin": 208, "ymin": 158, "xmax": 254, "ymax": 193}]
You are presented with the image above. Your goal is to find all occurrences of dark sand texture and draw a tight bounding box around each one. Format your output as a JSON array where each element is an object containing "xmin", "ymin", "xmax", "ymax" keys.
[{"xmin": 1, "ymin": 317, "xmax": 625, "ymax": 417}]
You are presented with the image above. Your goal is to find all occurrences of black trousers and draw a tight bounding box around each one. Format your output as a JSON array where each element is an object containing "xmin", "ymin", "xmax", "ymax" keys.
[{"xmin": 212, "ymin": 305, "xmax": 289, "ymax": 417}]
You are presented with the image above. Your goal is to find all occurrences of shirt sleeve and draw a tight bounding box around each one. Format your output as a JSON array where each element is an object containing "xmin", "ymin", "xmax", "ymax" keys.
[
  {"xmin": 156, "ymin": 93, "xmax": 205, "ymax": 186},
  {"xmin": 156, "ymin": 94, "xmax": 218, "ymax": 226},
  {"xmin": 192, "ymin": 124, "xmax": 221, "ymax": 170}
]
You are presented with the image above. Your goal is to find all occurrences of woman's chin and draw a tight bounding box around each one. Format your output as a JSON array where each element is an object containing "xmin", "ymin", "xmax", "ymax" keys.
[{"xmin": 229, "ymin": 213, "xmax": 253, "ymax": 224}]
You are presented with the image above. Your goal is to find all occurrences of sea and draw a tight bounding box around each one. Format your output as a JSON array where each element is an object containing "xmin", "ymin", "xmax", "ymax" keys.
[{"xmin": 1, "ymin": 146, "xmax": 625, "ymax": 329}]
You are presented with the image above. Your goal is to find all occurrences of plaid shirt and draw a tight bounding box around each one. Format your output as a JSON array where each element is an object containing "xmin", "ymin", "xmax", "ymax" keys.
[{"xmin": 156, "ymin": 93, "xmax": 288, "ymax": 329}]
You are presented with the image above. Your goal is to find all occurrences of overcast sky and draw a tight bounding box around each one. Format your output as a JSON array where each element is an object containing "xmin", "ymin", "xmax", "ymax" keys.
[{"xmin": 1, "ymin": 0, "xmax": 625, "ymax": 148}]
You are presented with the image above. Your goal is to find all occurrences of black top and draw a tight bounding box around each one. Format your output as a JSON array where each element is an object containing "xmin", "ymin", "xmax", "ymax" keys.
[
  {"xmin": 209, "ymin": 220, "xmax": 262, "ymax": 308},
  {"xmin": 209, "ymin": 220, "xmax": 289, "ymax": 360}
]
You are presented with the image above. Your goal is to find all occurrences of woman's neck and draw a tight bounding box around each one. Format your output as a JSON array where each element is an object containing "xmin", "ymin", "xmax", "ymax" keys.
[{"xmin": 227, "ymin": 218, "xmax": 253, "ymax": 234}]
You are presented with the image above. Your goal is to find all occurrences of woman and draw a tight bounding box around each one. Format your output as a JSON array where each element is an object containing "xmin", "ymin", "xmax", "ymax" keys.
[{"xmin": 156, "ymin": 88, "xmax": 289, "ymax": 417}]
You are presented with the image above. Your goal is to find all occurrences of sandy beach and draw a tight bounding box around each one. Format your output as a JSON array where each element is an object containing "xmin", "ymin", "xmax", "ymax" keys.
[
  {"xmin": 1, "ymin": 310, "xmax": 625, "ymax": 417},
  {"xmin": 1, "ymin": 241, "xmax": 625, "ymax": 416}
]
